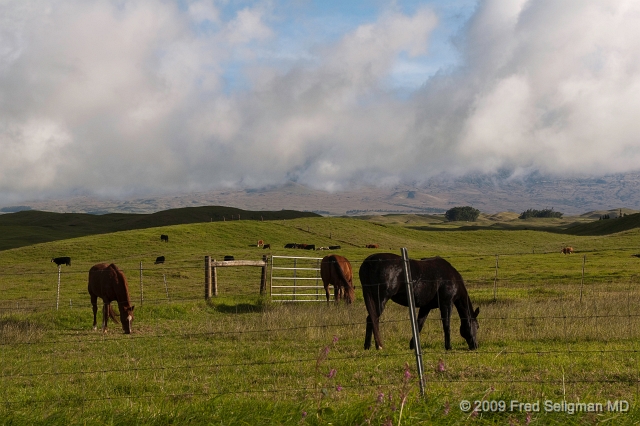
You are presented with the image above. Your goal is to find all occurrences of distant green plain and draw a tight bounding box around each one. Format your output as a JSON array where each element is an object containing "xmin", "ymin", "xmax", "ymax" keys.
[{"xmin": 2, "ymin": 210, "xmax": 640, "ymax": 425}]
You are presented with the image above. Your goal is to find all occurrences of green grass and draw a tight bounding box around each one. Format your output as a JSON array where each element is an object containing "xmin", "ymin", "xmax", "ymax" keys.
[{"xmin": 2, "ymin": 214, "xmax": 640, "ymax": 424}]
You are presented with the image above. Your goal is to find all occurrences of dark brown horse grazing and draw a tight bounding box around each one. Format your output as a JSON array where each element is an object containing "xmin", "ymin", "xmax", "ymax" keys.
[
  {"xmin": 88, "ymin": 263, "xmax": 135, "ymax": 334},
  {"xmin": 320, "ymin": 255, "xmax": 355, "ymax": 304},
  {"xmin": 359, "ymin": 253, "xmax": 479, "ymax": 351}
]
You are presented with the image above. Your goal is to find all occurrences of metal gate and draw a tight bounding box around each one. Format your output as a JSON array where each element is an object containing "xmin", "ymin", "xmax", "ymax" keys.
[{"xmin": 270, "ymin": 255, "xmax": 327, "ymax": 302}]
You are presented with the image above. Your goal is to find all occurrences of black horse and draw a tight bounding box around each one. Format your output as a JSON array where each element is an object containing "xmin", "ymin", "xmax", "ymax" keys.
[{"xmin": 359, "ymin": 253, "xmax": 479, "ymax": 351}]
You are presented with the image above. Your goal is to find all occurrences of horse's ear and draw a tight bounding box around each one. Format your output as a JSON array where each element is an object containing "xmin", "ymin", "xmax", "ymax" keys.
[{"xmin": 474, "ymin": 307, "xmax": 480, "ymax": 317}]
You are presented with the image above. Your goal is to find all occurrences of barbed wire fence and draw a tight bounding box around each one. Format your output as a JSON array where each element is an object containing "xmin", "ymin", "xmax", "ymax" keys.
[{"xmin": 1, "ymin": 250, "xmax": 640, "ymax": 415}]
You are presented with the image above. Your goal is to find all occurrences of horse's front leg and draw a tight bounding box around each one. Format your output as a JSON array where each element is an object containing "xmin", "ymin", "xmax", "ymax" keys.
[
  {"xmin": 409, "ymin": 306, "xmax": 432, "ymax": 349},
  {"xmin": 440, "ymin": 304, "xmax": 452, "ymax": 350},
  {"xmin": 102, "ymin": 303, "xmax": 109, "ymax": 333}
]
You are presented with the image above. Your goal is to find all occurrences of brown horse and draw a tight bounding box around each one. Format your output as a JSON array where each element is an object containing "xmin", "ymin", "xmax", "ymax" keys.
[
  {"xmin": 359, "ymin": 253, "xmax": 479, "ymax": 351},
  {"xmin": 320, "ymin": 255, "xmax": 355, "ymax": 304},
  {"xmin": 88, "ymin": 263, "xmax": 135, "ymax": 334},
  {"xmin": 561, "ymin": 246, "xmax": 574, "ymax": 254}
]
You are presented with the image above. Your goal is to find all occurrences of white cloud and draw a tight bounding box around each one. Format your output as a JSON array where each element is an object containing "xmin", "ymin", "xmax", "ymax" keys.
[{"xmin": 1, "ymin": 0, "xmax": 640, "ymax": 205}]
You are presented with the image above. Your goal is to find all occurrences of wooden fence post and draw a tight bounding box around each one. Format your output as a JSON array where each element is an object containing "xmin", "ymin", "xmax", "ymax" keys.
[
  {"xmin": 205, "ymin": 256, "xmax": 212, "ymax": 300},
  {"xmin": 213, "ymin": 259, "xmax": 218, "ymax": 296},
  {"xmin": 260, "ymin": 255, "xmax": 268, "ymax": 295}
]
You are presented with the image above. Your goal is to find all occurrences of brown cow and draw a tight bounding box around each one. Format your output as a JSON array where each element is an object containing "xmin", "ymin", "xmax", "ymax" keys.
[
  {"xmin": 257, "ymin": 240, "xmax": 264, "ymax": 247},
  {"xmin": 320, "ymin": 255, "xmax": 355, "ymax": 304},
  {"xmin": 561, "ymin": 246, "xmax": 574, "ymax": 254},
  {"xmin": 366, "ymin": 244, "xmax": 379, "ymax": 249}
]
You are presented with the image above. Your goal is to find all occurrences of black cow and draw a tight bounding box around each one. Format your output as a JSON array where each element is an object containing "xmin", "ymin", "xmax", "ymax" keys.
[
  {"xmin": 52, "ymin": 257, "xmax": 71, "ymax": 266},
  {"xmin": 304, "ymin": 244, "xmax": 316, "ymax": 250},
  {"xmin": 263, "ymin": 244, "xmax": 271, "ymax": 249},
  {"xmin": 224, "ymin": 255, "xmax": 234, "ymax": 261},
  {"xmin": 154, "ymin": 256, "xmax": 165, "ymax": 265},
  {"xmin": 160, "ymin": 234, "xmax": 169, "ymax": 242},
  {"xmin": 284, "ymin": 243, "xmax": 296, "ymax": 249},
  {"xmin": 329, "ymin": 245, "xmax": 341, "ymax": 250}
]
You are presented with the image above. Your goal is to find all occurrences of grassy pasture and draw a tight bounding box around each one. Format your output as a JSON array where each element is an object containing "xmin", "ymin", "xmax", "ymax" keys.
[{"xmin": 2, "ymin": 216, "xmax": 640, "ymax": 424}]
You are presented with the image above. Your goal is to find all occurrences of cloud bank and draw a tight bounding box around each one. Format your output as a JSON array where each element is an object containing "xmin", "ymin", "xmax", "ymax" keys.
[{"xmin": 1, "ymin": 0, "xmax": 639, "ymax": 205}]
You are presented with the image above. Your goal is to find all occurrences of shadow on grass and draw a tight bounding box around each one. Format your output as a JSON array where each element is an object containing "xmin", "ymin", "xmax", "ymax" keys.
[{"xmin": 209, "ymin": 302, "xmax": 267, "ymax": 314}]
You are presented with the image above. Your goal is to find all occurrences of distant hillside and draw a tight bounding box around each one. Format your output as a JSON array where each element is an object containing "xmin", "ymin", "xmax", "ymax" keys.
[
  {"xmin": 0, "ymin": 206, "xmax": 320, "ymax": 251},
  {"xmin": 563, "ymin": 212, "xmax": 640, "ymax": 235}
]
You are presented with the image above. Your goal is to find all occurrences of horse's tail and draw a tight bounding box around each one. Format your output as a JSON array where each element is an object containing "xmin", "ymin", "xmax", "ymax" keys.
[
  {"xmin": 333, "ymin": 259, "xmax": 354, "ymax": 304},
  {"xmin": 108, "ymin": 304, "xmax": 120, "ymax": 324}
]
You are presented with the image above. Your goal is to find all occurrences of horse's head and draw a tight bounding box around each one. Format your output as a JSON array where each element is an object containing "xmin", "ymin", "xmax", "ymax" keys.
[
  {"xmin": 120, "ymin": 305, "xmax": 135, "ymax": 334},
  {"xmin": 460, "ymin": 307, "xmax": 480, "ymax": 350}
]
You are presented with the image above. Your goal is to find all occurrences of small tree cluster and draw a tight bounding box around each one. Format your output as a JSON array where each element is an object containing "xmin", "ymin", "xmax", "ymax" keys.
[
  {"xmin": 519, "ymin": 208, "xmax": 563, "ymax": 219},
  {"xmin": 445, "ymin": 206, "xmax": 480, "ymax": 222}
]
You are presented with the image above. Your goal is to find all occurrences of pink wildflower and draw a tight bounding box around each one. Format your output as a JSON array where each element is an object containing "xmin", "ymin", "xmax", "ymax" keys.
[
  {"xmin": 336, "ymin": 385, "xmax": 343, "ymax": 392},
  {"xmin": 327, "ymin": 368, "xmax": 337, "ymax": 379},
  {"xmin": 437, "ymin": 359, "xmax": 446, "ymax": 372}
]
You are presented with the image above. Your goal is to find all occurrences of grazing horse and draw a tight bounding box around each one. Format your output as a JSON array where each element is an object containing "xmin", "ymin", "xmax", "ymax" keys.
[
  {"xmin": 359, "ymin": 253, "xmax": 479, "ymax": 351},
  {"xmin": 88, "ymin": 263, "xmax": 135, "ymax": 334},
  {"xmin": 320, "ymin": 255, "xmax": 355, "ymax": 304},
  {"xmin": 561, "ymin": 246, "xmax": 574, "ymax": 254}
]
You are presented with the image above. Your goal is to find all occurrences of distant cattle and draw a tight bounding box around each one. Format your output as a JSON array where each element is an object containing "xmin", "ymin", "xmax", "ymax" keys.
[
  {"xmin": 51, "ymin": 257, "xmax": 71, "ymax": 266},
  {"xmin": 257, "ymin": 240, "xmax": 264, "ymax": 247},
  {"xmin": 154, "ymin": 256, "xmax": 165, "ymax": 265},
  {"xmin": 304, "ymin": 244, "xmax": 316, "ymax": 250},
  {"xmin": 329, "ymin": 245, "xmax": 341, "ymax": 250},
  {"xmin": 317, "ymin": 247, "xmax": 330, "ymax": 251},
  {"xmin": 160, "ymin": 234, "xmax": 169, "ymax": 243},
  {"xmin": 284, "ymin": 243, "xmax": 296, "ymax": 249},
  {"xmin": 224, "ymin": 255, "xmax": 235, "ymax": 261},
  {"xmin": 561, "ymin": 246, "xmax": 574, "ymax": 255},
  {"xmin": 298, "ymin": 244, "xmax": 308, "ymax": 249},
  {"xmin": 263, "ymin": 244, "xmax": 271, "ymax": 249},
  {"xmin": 366, "ymin": 244, "xmax": 379, "ymax": 249}
]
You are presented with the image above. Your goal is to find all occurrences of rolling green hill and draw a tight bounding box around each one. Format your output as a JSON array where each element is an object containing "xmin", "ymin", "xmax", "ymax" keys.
[
  {"xmin": 562, "ymin": 212, "xmax": 640, "ymax": 235},
  {"xmin": 0, "ymin": 206, "xmax": 320, "ymax": 252}
]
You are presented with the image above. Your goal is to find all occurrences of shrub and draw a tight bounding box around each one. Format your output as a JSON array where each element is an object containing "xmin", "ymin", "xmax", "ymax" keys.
[
  {"xmin": 519, "ymin": 208, "xmax": 563, "ymax": 219},
  {"xmin": 445, "ymin": 206, "xmax": 480, "ymax": 222}
]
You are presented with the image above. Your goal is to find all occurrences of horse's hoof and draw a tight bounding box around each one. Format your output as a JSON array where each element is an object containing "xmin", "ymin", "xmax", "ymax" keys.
[{"xmin": 93, "ymin": 326, "xmax": 97, "ymax": 331}]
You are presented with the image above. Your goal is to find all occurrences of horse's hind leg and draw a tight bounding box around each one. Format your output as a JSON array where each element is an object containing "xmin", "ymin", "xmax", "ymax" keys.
[
  {"xmin": 365, "ymin": 315, "xmax": 375, "ymax": 350},
  {"xmin": 410, "ymin": 306, "xmax": 432, "ymax": 349},
  {"xmin": 102, "ymin": 303, "xmax": 109, "ymax": 333},
  {"xmin": 91, "ymin": 295, "xmax": 98, "ymax": 331}
]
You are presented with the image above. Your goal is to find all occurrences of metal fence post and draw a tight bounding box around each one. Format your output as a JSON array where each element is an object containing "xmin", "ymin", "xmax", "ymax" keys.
[
  {"xmin": 401, "ymin": 247, "xmax": 425, "ymax": 397},
  {"xmin": 56, "ymin": 265, "xmax": 61, "ymax": 310},
  {"xmin": 139, "ymin": 262, "xmax": 144, "ymax": 306}
]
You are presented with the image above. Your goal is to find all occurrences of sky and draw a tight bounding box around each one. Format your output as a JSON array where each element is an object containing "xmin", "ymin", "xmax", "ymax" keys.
[{"xmin": 1, "ymin": 0, "xmax": 640, "ymax": 206}]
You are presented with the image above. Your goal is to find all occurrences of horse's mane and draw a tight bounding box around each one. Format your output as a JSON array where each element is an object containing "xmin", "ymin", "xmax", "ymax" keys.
[{"xmin": 109, "ymin": 263, "xmax": 132, "ymax": 307}]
